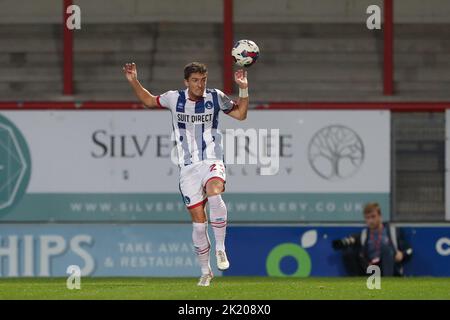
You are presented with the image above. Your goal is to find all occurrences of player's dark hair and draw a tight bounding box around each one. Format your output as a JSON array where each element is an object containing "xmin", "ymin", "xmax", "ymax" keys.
[
  {"xmin": 184, "ymin": 62, "xmax": 208, "ymax": 80},
  {"xmin": 364, "ymin": 202, "xmax": 381, "ymax": 216}
]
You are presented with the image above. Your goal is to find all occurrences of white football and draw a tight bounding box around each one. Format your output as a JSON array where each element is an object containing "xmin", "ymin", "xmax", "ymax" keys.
[{"xmin": 231, "ymin": 39, "xmax": 260, "ymax": 67}]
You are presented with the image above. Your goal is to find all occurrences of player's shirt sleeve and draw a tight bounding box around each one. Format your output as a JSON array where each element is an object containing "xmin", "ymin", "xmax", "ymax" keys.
[
  {"xmin": 216, "ymin": 89, "xmax": 237, "ymax": 114},
  {"xmin": 156, "ymin": 91, "xmax": 176, "ymax": 109}
]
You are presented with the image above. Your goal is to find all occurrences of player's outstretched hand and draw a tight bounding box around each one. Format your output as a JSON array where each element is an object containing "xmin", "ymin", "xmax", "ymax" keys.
[
  {"xmin": 123, "ymin": 62, "xmax": 137, "ymax": 82},
  {"xmin": 234, "ymin": 69, "xmax": 248, "ymax": 89}
]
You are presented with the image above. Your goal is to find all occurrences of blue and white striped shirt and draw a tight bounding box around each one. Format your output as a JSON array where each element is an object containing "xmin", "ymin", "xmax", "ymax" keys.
[{"xmin": 156, "ymin": 88, "xmax": 236, "ymax": 167}]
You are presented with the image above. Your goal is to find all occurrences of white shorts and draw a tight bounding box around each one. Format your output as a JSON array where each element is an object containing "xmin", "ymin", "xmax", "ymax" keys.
[{"xmin": 179, "ymin": 159, "xmax": 226, "ymax": 209}]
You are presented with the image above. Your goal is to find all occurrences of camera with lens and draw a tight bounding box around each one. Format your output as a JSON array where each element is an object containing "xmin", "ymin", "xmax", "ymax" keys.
[{"xmin": 332, "ymin": 236, "xmax": 357, "ymax": 250}]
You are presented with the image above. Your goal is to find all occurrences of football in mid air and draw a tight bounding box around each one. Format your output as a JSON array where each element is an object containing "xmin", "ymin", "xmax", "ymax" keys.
[{"xmin": 231, "ymin": 39, "xmax": 260, "ymax": 67}]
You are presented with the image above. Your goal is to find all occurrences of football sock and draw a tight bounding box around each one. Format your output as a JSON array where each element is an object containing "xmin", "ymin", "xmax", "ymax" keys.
[
  {"xmin": 208, "ymin": 195, "xmax": 227, "ymax": 251},
  {"xmin": 192, "ymin": 222, "xmax": 211, "ymax": 275}
]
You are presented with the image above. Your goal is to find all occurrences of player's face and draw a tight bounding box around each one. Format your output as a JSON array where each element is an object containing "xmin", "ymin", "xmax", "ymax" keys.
[
  {"xmin": 185, "ymin": 72, "xmax": 207, "ymax": 99},
  {"xmin": 364, "ymin": 210, "xmax": 382, "ymax": 230}
]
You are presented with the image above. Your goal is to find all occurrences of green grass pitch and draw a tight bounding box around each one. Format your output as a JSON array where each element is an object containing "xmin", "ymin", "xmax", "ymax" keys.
[{"xmin": 0, "ymin": 277, "xmax": 449, "ymax": 300}]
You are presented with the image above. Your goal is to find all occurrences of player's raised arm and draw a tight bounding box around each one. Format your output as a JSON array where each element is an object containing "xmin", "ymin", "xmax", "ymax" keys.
[
  {"xmin": 123, "ymin": 62, "xmax": 158, "ymax": 108},
  {"xmin": 226, "ymin": 69, "xmax": 249, "ymax": 121}
]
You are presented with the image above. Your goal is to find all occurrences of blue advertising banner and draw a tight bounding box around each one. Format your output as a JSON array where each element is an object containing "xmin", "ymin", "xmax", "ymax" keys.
[
  {"xmin": 0, "ymin": 224, "xmax": 222, "ymax": 277},
  {"xmin": 0, "ymin": 224, "xmax": 448, "ymax": 277},
  {"xmin": 402, "ymin": 227, "xmax": 450, "ymax": 276},
  {"xmin": 224, "ymin": 226, "xmax": 450, "ymax": 277},
  {"xmin": 225, "ymin": 226, "xmax": 362, "ymax": 277}
]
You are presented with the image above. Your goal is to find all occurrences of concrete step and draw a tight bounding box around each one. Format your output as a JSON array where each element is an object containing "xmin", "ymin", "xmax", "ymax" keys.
[
  {"xmin": 6, "ymin": 90, "xmax": 448, "ymax": 103},
  {"xmin": 395, "ymin": 39, "xmax": 450, "ymax": 53},
  {"xmin": 0, "ymin": 39, "xmax": 61, "ymax": 53},
  {"xmin": 155, "ymin": 38, "xmax": 222, "ymax": 52},
  {"xmin": 74, "ymin": 80, "xmax": 180, "ymax": 93},
  {"xmin": 0, "ymin": 52, "xmax": 156, "ymax": 66},
  {"xmin": 0, "ymin": 38, "xmax": 156, "ymax": 53},
  {"xmin": 74, "ymin": 38, "xmax": 155, "ymax": 53},
  {"xmin": 395, "ymin": 24, "xmax": 450, "ymax": 37},
  {"xmin": 395, "ymin": 56, "xmax": 450, "ymax": 67},
  {"xmin": 0, "ymin": 67, "xmax": 61, "ymax": 81},
  {"xmin": 73, "ymin": 81, "xmax": 383, "ymax": 94},
  {"xmin": 73, "ymin": 24, "xmax": 158, "ymax": 36},
  {"xmin": 0, "ymin": 52, "xmax": 60, "ymax": 66},
  {"xmin": 395, "ymin": 81, "xmax": 450, "ymax": 91},
  {"xmin": 157, "ymin": 23, "xmax": 221, "ymax": 37},
  {"xmin": 0, "ymin": 24, "xmax": 60, "ymax": 35},
  {"xmin": 151, "ymin": 65, "xmax": 381, "ymax": 81},
  {"xmin": 0, "ymin": 81, "xmax": 62, "ymax": 93},
  {"xmin": 240, "ymin": 80, "xmax": 382, "ymax": 91},
  {"xmin": 235, "ymin": 23, "xmax": 379, "ymax": 37},
  {"xmin": 395, "ymin": 68, "xmax": 450, "ymax": 81}
]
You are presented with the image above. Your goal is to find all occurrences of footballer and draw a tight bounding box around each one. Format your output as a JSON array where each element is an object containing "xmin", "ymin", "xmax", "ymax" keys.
[{"xmin": 123, "ymin": 62, "xmax": 249, "ymax": 286}]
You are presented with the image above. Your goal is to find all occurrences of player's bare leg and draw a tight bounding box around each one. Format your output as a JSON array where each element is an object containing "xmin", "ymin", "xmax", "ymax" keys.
[
  {"xmin": 205, "ymin": 178, "xmax": 230, "ymax": 271},
  {"xmin": 189, "ymin": 204, "xmax": 213, "ymax": 286}
]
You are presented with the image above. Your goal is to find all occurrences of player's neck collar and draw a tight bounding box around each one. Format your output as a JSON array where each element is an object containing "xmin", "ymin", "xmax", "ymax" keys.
[{"xmin": 186, "ymin": 89, "xmax": 207, "ymax": 102}]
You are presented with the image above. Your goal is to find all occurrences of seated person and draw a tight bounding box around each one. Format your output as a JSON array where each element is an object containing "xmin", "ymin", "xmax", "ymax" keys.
[{"xmin": 332, "ymin": 202, "xmax": 413, "ymax": 276}]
